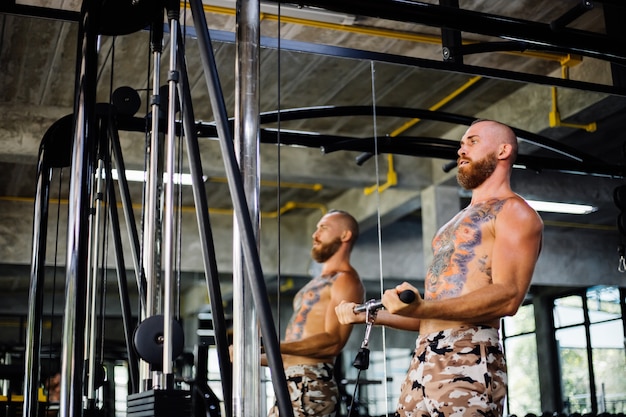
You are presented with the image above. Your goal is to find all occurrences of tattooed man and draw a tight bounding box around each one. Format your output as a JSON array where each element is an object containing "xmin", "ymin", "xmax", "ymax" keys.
[
  {"xmin": 266, "ymin": 209, "xmax": 365, "ymax": 417},
  {"xmin": 336, "ymin": 120, "xmax": 543, "ymax": 417}
]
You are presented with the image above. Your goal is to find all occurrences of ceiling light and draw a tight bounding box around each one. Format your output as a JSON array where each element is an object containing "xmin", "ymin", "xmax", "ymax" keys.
[
  {"xmin": 525, "ymin": 200, "xmax": 597, "ymax": 215},
  {"xmin": 105, "ymin": 169, "xmax": 205, "ymax": 186}
]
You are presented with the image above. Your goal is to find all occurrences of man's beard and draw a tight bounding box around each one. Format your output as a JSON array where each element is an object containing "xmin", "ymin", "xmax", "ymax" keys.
[
  {"xmin": 457, "ymin": 151, "xmax": 497, "ymax": 190},
  {"xmin": 311, "ymin": 237, "xmax": 342, "ymax": 263}
]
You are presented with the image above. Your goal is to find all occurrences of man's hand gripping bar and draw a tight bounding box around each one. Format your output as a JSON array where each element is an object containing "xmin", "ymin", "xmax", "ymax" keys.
[{"xmin": 353, "ymin": 290, "xmax": 416, "ymax": 313}]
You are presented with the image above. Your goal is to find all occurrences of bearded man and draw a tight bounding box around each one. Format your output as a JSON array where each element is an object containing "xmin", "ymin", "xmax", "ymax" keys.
[
  {"xmin": 265, "ymin": 209, "xmax": 364, "ymax": 417},
  {"xmin": 336, "ymin": 119, "xmax": 544, "ymax": 417}
]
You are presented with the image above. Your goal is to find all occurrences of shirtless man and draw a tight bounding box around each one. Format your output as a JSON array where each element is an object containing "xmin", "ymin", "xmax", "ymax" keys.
[
  {"xmin": 336, "ymin": 120, "xmax": 543, "ymax": 417},
  {"xmin": 266, "ymin": 209, "xmax": 365, "ymax": 417}
]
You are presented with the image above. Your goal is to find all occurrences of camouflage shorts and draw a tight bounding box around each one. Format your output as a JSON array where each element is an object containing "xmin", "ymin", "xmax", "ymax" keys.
[
  {"xmin": 395, "ymin": 325, "xmax": 507, "ymax": 417},
  {"xmin": 268, "ymin": 362, "xmax": 338, "ymax": 417}
]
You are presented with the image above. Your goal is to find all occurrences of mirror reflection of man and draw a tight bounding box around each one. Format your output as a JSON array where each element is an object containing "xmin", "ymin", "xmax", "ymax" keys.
[{"xmin": 265, "ymin": 209, "xmax": 365, "ymax": 417}]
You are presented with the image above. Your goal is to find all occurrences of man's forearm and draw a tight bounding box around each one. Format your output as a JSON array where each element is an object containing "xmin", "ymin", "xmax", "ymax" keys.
[{"xmin": 280, "ymin": 335, "xmax": 342, "ymax": 358}]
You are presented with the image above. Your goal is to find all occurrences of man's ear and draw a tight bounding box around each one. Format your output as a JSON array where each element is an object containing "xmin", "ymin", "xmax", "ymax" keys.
[
  {"xmin": 341, "ymin": 230, "xmax": 352, "ymax": 243},
  {"xmin": 498, "ymin": 143, "xmax": 513, "ymax": 160}
]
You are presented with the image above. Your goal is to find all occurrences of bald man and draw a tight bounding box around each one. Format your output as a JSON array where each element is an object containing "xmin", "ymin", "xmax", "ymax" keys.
[
  {"xmin": 266, "ymin": 209, "xmax": 365, "ymax": 417},
  {"xmin": 336, "ymin": 120, "xmax": 543, "ymax": 417}
]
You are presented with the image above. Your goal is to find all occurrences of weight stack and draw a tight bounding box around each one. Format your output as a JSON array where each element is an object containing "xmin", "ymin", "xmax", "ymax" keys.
[{"xmin": 127, "ymin": 390, "xmax": 191, "ymax": 417}]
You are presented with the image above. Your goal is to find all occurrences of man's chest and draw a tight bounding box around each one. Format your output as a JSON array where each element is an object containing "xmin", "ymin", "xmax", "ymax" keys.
[{"xmin": 293, "ymin": 276, "xmax": 334, "ymax": 312}]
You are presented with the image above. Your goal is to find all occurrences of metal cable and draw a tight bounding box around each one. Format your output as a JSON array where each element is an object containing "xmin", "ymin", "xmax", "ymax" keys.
[{"xmin": 370, "ymin": 60, "xmax": 390, "ymax": 415}]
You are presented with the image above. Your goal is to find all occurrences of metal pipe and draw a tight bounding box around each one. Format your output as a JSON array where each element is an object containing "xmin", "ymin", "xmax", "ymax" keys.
[
  {"xmin": 108, "ymin": 117, "xmax": 147, "ymax": 314},
  {"xmin": 187, "ymin": 0, "xmax": 293, "ymax": 415},
  {"xmin": 550, "ymin": 0, "xmax": 594, "ymax": 32},
  {"xmin": 233, "ymin": 0, "xmax": 262, "ymax": 415},
  {"xmin": 103, "ymin": 144, "xmax": 139, "ymax": 394},
  {"xmin": 174, "ymin": 26, "xmax": 233, "ymax": 417},
  {"xmin": 142, "ymin": 7, "xmax": 165, "ymax": 390},
  {"xmin": 85, "ymin": 158, "xmax": 105, "ymax": 404},
  {"xmin": 23, "ymin": 114, "xmax": 73, "ymax": 417},
  {"xmin": 61, "ymin": 0, "xmax": 99, "ymax": 415},
  {"xmin": 144, "ymin": 24, "xmax": 163, "ymax": 323},
  {"xmin": 259, "ymin": 105, "xmax": 605, "ymax": 163},
  {"xmin": 162, "ymin": 6, "xmax": 180, "ymax": 380},
  {"xmin": 265, "ymin": 0, "xmax": 626, "ymax": 65},
  {"xmin": 22, "ymin": 150, "xmax": 52, "ymax": 417}
]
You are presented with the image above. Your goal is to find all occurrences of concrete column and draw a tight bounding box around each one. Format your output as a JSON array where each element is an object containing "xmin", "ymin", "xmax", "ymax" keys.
[
  {"xmin": 420, "ymin": 184, "xmax": 459, "ymax": 274},
  {"xmin": 534, "ymin": 294, "xmax": 562, "ymax": 413}
]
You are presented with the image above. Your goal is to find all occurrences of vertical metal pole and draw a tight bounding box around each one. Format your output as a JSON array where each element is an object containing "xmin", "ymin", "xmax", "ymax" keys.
[
  {"xmin": 175, "ymin": 29, "xmax": 233, "ymax": 416},
  {"xmin": 142, "ymin": 6, "xmax": 165, "ymax": 390},
  {"xmin": 103, "ymin": 141, "xmax": 140, "ymax": 393},
  {"xmin": 23, "ymin": 156, "xmax": 52, "ymax": 417},
  {"xmin": 61, "ymin": 0, "xmax": 99, "ymax": 415},
  {"xmin": 108, "ymin": 119, "xmax": 147, "ymax": 316},
  {"xmin": 187, "ymin": 0, "xmax": 292, "ymax": 415},
  {"xmin": 162, "ymin": 5, "xmax": 180, "ymax": 382},
  {"xmin": 85, "ymin": 158, "xmax": 105, "ymax": 406},
  {"xmin": 233, "ymin": 0, "xmax": 262, "ymax": 415},
  {"xmin": 144, "ymin": 29, "xmax": 162, "ymax": 322},
  {"xmin": 24, "ymin": 115, "xmax": 73, "ymax": 417}
]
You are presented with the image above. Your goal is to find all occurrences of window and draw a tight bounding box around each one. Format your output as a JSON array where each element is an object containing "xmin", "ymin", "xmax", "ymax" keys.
[
  {"xmin": 587, "ymin": 286, "xmax": 626, "ymax": 414},
  {"xmin": 554, "ymin": 294, "xmax": 590, "ymax": 413},
  {"xmin": 503, "ymin": 303, "xmax": 540, "ymax": 416},
  {"xmin": 114, "ymin": 363, "xmax": 129, "ymax": 417},
  {"xmin": 554, "ymin": 287, "xmax": 626, "ymax": 415}
]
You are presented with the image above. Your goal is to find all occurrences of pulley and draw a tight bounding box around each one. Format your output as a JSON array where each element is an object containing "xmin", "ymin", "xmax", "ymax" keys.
[
  {"xmin": 111, "ymin": 86, "xmax": 142, "ymax": 116},
  {"xmin": 133, "ymin": 314, "xmax": 185, "ymax": 370}
]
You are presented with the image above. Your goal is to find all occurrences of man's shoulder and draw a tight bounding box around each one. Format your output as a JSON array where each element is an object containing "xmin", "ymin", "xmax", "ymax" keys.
[
  {"xmin": 494, "ymin": 196, "xmax": 544, "ymax": 245},
  {"xmin": 330, "ymin": 269, "xmax": 365, "ymax": 298},
  {"xmin": 471, "ymin": 195, "xmax": 542, "ymax": 223},
  {"xmin": 332, "ymin": 268, "xmax": 361, "ymax": 283},
  {"xmin": 500, "ymin": 195, "xmax": 544, "ymax": 226}
]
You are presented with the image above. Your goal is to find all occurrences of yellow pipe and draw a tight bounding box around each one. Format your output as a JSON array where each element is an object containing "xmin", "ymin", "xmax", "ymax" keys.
[
  {"xmin": 559, "ymin": 54, "xmax": 584, "ymax": 68},
  {"xmin": 264, "ymin": 201, "xmax": 327, "ymax": 218},
  {"xmin": 363, "ymin": 154, "xmax": 397, "ymax": 195},
  {"xmin": 389, "ymin": 75, "xmax": 482, "ymax": 137},
  {"xmin": 205, "ymin": 178, "xmax": 326, "ymax": 216},
  {"xmin": 548, "ymin": 61, "xmax": 597, "ymax": 132},
  {"xmin": 279, "ymin": 277, "xmax": 295, "ymax": 292},
  {"xmin": 364, "ymin": 75, "xmax": 482, "ymax": 195}
]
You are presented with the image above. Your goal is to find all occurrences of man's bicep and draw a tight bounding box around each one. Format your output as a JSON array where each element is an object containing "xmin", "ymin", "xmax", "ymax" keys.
[
  {"xmin": 323, "ymin": 300, "xmax": 353, "ymax": 346},
  {"xmin": 327, "ymin": 277, "xmax": 362, "ymax": 329},
  {"xmin": 493, "ymin": 207, "xmax": 542, "ymax": 291}
]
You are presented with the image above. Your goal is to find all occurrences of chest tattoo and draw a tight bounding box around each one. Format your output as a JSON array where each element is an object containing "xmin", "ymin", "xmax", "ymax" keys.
[
  {"xmin": 285, "ymin": 273, "xmax": 337, "ymax": 340},
  {"xmin": 426, "ymin": 199, "xmax": 505, "ymax": 299}
]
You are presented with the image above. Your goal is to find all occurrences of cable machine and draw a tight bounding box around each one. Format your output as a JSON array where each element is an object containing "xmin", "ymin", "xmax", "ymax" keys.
[{"xmin": 22, "ymin": 1, "xmax": 293, "ymax": 417}]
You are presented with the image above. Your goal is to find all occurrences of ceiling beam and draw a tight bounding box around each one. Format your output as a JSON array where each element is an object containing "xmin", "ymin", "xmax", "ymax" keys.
[{"xmin": 268, "ymin": 0, "xmax": 626, "ymax": 65}]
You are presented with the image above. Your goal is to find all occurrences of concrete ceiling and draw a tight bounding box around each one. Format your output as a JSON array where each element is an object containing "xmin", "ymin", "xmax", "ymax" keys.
[{"xmin": 0, "ymin": 0, "xmax": 625, "ymax": 327}]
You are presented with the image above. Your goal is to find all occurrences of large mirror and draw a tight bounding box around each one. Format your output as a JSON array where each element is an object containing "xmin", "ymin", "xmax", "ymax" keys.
[{"xmin": 0, "ymin": 3, "xmax": 625, "ymax": 416}]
